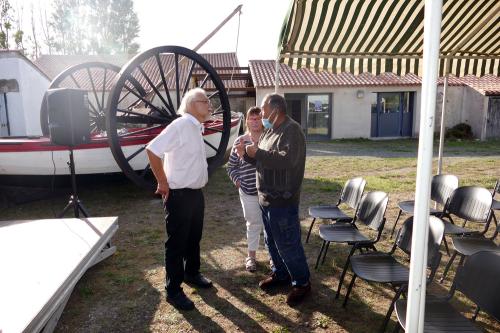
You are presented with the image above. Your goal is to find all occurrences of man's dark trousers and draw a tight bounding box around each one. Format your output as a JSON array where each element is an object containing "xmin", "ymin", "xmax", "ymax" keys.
[{"xmin": 163, "ymin": 188, "xmax": 204, "ymax": 296}]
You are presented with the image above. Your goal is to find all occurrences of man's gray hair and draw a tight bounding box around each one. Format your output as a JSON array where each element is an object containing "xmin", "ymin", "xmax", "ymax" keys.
[
  {"xmin": 178, "ymin": 87, "xmax": 207, "ymax": 115},
  {"xmin": 264, "ymin": 93, "xmax": 287, "ymax": 114}
]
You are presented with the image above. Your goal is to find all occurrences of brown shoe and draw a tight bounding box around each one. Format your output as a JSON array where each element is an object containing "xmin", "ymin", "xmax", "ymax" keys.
[
  {"xmin": 259, "ymin": 272, "xmax": 291, "ymax": 290},
  {"xmin": 286, "ymin": 282, "xmax": 311, "ymax": 306}
]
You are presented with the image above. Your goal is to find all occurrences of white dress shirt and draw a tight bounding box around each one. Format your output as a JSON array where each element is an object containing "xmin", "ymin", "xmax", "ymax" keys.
[{"xmin": 146, "ymin": 113, "xmax": 208, "ymax": 189}]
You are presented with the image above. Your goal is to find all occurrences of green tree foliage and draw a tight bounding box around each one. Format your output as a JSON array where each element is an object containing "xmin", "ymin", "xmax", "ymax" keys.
[
  {"xmin": 0, "ymin": 0, "xmax": 12, "ymax": 48},
  {"xmin": 50, "ymin": 0, "xmax": 140, "ymax": 55}
]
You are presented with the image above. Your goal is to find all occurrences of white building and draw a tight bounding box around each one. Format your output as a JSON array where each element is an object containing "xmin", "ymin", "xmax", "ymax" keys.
[
  {"xmin": 0, "ymin": 50, "xmax": 50, "ymax": 136},
  {"xmin": 249, "ymin": 60, "xmax": 500, "ymax": 140}
]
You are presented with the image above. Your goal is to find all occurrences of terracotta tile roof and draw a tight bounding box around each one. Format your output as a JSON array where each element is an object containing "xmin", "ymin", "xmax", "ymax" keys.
[
  {"xmin": 33, "ymin": 52, "xmax": 244, "ymax": 90},
  {"xmin": 457, "ymin": 75, "xmax": 500, "ymax": 96},
  {"xmin": 249, "ymin": 60, "xmax": 500, "ymax": 95}
]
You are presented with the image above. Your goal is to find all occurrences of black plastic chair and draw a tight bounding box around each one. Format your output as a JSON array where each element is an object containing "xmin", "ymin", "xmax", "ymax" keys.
[
  {"xmin": 440, "ymin": 223, "xmax": 500, "ymax": 283},
  {"xmin": 341, "ymin": 216, "xmax": 444, "ymax": 333},
  {"xmin": 394, "ymin": 251, "xmax": 500, "ymax": 332},
  {"xmin": 390, "ymin": 174, "xmax": 458, "ymax": 238},
  {"xmin": 314, "ymin": 191, "xmax": 388, "ymax": 297},
  {"xmin": 440, "ymin": 186, "xmax": 494, "ymax": 255},
  {"xmin": 491, "ymin": 179, "xmax": 499, "ymax": 225},
  {"xmin": 306, "ymin": 177, "xmax": 366, "ymax": 243}
]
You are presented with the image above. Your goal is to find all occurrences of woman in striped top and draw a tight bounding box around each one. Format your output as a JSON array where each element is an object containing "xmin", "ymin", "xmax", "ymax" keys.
[{"xmin": 227, "ymin": 107, "xmax": 264, "ymax": 272}]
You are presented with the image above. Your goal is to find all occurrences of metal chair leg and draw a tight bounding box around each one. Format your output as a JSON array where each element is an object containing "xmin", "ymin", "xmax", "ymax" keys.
[
  {"xmin": 315, "ymin": 241, "xmax": 326, "ymax": 269},
  {"xmin": 440, "ymin": 250, "xmax": 458, "ymax": 283},
  {"xmin": 336, "ymin": 246, "xmax": 357, "ymax": 299},
  {"xmin": 306, "ymin": 218, "xmax": 316, "ymax": 243},
  {"xmin": 472, "ymin": 306, "xmax": 480, "ymax": 321},
  {"xmin": 321, "ymin": 241, "xmax": 330, "ymax": 265},
  {"xmin": 443, "ymin": 236, "xmax": 450, "ymax": 255},
  {"xmin": 343, "ymin": 274, "xmax": 357, "ymax": 307},
  {"xmin": 380, "ymin": 287, "xmax": 405, "ymax": 333},
  {"xmin": 390, "ymin": 210, "xmax": 403, "ymax": 239}
]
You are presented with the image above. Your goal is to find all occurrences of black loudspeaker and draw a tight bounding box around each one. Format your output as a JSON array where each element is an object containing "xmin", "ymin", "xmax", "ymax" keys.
[{"xmin": 47, "ymin": 88, "xmax": 91, "ymax": 146}]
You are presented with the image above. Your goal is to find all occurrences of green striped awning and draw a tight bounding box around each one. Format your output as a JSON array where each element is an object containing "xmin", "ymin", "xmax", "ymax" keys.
[{"xmin": 279, "ymin": 0, "xmax": 500, "ymax": 77}]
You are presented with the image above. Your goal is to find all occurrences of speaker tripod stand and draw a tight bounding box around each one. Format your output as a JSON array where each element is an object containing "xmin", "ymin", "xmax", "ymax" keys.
[{"xmin": 58, "ymin": 148, "xmax": 90, "ymax": 218}]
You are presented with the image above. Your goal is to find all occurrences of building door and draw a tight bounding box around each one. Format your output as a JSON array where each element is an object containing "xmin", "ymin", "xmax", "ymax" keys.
[
  {"xmin": 371, "ymin": 92, "xmax": 413, "ymax": 137},
  {"xmin": 306, "ymin": 94, "xmax": 331, "ymax": 140},
  {"xmin": 0, "ymin": 94, "xmax": 9, "ymax": 136}
]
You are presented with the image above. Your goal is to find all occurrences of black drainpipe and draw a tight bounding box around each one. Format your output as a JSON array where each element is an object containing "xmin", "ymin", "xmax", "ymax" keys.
[{"xmin": 3, "ymin": 92, "xmax": 10, "ymax": 136}]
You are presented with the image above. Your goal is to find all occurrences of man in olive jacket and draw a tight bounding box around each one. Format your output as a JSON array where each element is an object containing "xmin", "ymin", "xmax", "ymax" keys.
[{"xmin": 236, "ymin": 93, "xmax": 311, "ymax": 306}]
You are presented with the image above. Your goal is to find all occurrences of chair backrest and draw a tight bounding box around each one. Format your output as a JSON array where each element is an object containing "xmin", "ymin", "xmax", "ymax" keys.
[
  {"xmin": 453, "ymin": 251, "xmax": 500, "ymax": 322},
  {"xmin": 445, "ymin": 186, "xmax": 493, "ymax": 223},
  {"xmin": 431, "ymin": 174, "xmax": 459, "ymax": 205},
  {"xmin": 356, "ymin": 191, "xmax": 388, "ymax": 231},
  {"xmin": 395, "ymin": 216, "xmax": 445, "ymax": 273},
  {"xmin": 340, "ymin": 177, "xmax": 366, "ymax": 209},
  {"xmin": 493, "ymin": 179, "xmax": 500, "ymax": 197}
]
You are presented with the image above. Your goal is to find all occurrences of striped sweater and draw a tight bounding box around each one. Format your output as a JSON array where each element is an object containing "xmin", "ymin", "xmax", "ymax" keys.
[{"xmin": 227, "ymin": 135, "xmax": 258, "ymax": 196}]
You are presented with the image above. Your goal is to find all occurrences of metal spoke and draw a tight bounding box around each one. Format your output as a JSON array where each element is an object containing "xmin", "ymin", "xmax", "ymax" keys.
[
  {"xmin": 175, "ymin": 53, "xmax": 180, "ymax": 109},
  {"xmin": 69, "ymin": 74, "xmax": 82, "ymax": 89},
  {"xmin": 87, "ymin": 67, "xmax": 102, "ymax": 111},
  {"xmin": 123, "ymin": 85, "xmax": 165, "ymax": 115},
  {"xmin": 200, "ymin": 73, "xmax": 210, "ymax": 88},
  {"xmin": 204, "ymin": 139, "xmax": 219, "ymax": 152},
  {"xmin": 155, "ymin": 54, "xmax": 175, "ymax": 114},
  {"xmin": 101, "ymin": 68, "xmax": 107, "ymax": 110},
  {"xmin": 182, "ymin": 60, "xmax": 196, "ymax": 97},
  {"xmin": 117, "ymin": 124, "xmax": 164, "ymax": 138},
  {"xmin": 126, "ymin": 145, "xmax": 146, "ymax": 162},
  {"xmin": 116, "ymin": 108, "xmax": 166, "ymax": 122},
  {"xmin": 87, "ymin": 100, "xmax": 100, "ymax": 116},
  {"xmin": 208, "ymin": 91, "xmax": 219, "ymax": 99},
  {"xmin": 137, "ymin": 64, "xmax": 173, "ymax": 116}
]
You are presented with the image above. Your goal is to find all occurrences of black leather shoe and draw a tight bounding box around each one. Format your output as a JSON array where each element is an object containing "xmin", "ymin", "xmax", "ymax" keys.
[
  {"xmin": 184, "ymin": 273, "xmax": 213, "ymax": 288},
  {"xmin": 166, "ymin": 291, "xmax": 195, "ymax": 311}
]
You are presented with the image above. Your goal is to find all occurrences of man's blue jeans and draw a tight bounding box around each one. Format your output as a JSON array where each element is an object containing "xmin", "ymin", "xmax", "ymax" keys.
[{"xmin": 261, "ymin": 204, "xmax": 310, "ymax": 286}]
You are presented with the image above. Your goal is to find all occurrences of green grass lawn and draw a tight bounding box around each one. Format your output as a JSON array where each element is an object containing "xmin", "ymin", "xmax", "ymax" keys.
[{"xmin": 2, "ymin": 139, "xmax": 500, "ymax": 332}]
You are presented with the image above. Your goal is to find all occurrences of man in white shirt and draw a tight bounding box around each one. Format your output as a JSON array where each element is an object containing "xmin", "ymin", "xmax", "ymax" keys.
[{"xmin": 146, "ymin": 88, "xmax": 213, "ymax": 311}]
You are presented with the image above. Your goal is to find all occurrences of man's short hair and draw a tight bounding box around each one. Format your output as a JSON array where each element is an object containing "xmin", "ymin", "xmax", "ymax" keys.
[
  {"xmin": 178, "ymin": 87, "xmax": 206, "ymax": 115},
  {"xmin": 265, "ymin": 93, "xmax": 287, "ymax": 114}
]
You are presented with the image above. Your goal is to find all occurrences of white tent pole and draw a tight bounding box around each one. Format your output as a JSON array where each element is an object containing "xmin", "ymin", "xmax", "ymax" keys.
[
  {"xmin": 274, "ymin": 56, "xmax": 281, "ymax": 93},
  {"xmin": 406, "ymin": 0, "xmax": 442, "ymax": 332},
  {"xmin": 437, "ymin": 58, "xmax": 450, "ymax": 175}
]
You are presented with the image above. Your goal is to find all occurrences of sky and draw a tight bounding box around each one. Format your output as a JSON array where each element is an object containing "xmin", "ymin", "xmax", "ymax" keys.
[{"xmin": 10, "ymin": 0, "xmax": 292, "ymax": 66}]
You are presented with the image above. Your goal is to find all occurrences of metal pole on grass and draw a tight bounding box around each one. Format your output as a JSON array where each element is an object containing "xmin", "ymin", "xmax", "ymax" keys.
[{"xmin": 406, "ymin": 0, "xmax": 442, "ymax": 332}]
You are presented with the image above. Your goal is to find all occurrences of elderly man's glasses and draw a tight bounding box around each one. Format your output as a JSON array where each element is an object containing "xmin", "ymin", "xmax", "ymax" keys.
[{"xmin": 194, "ymin": 99, "xmax": 212, "ymax": 106}]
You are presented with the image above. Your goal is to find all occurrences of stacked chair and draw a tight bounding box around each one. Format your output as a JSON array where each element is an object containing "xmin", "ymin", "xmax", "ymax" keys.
[
  {"xmin": 390, "ymin": 174, "xmax": 458, "ymax": 238},
  {"xmin": 314, "ymin": 191, "xmax": 389, "ymax": 300},
  {"xmin": 439, "ymin": 186, "xmax": 494, "ymax": 255},
  {"xmin": 441, "ymin": 223, "xmax": 500, "ymax": 283},
  {"xmin": 491, "ymin": 179, "xmax": 500, "ymax": 224},
  {"xmin": 394, "ymin": 251, "xmax": 500, "ymax": 332},
  {"xmin": 306, "ymin": 177, "xmax": 366, "ymax": 243},
  {"xmin": 339, "ymin": 216, "xmax": 445, "ymax": 333}
]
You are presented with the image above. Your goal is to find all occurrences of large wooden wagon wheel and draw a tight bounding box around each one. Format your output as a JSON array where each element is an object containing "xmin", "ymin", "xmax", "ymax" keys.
[
  {"xmin": 106, "ymin": 45, "xmax": 231, "ymax": 189},
  {"xmin": 39, "ymin": 62, "xmax": 138, "ymax": 135}
]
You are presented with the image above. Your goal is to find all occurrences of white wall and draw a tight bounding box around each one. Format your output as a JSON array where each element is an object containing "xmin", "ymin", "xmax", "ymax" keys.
[
  {"xmin": 0, "ymin": 54, "xmax": 49, "ymax": 136},
  {"xmin": 257, "ymin": 85, "xmax": 422, "ymax": 139}
]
